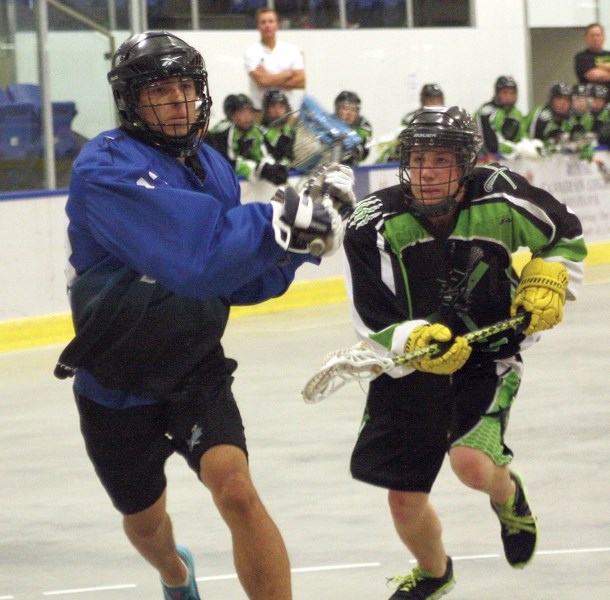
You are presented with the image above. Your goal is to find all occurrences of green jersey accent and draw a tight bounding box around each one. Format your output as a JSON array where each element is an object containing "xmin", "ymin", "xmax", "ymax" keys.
[{"xmin": 452, "ymin": 369, "xmax": 521, "ymax": 465}]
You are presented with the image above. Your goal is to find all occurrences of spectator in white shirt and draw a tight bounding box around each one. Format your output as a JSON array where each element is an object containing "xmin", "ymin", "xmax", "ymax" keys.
[{"xmin": 244, "ymin": 8, "xmax": 306, "ymax": 112}]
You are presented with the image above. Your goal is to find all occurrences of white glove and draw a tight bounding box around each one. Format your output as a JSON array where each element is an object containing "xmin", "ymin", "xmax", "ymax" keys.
[
  {"xmin": 306, "ymin": 163, "xmax": 356, "ymax": 219},
  {"xmin": 270, "ymin": 187, "xmax": 343, "ymax": 257},
  {"xmin": 515, "ymin": 138, "xmax": 545, "ymax": 159}
]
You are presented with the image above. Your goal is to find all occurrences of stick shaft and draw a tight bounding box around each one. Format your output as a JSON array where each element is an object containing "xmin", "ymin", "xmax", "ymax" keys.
[{"xmin": 393, "ymin": 313, "xmax": 527, "ymax": 367}]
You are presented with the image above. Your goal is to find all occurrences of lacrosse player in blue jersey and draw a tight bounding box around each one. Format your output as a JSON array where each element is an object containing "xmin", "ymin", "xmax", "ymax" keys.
[{"xmin": 55, "ymin": 30, "xmax": 355, "ymax": 600}]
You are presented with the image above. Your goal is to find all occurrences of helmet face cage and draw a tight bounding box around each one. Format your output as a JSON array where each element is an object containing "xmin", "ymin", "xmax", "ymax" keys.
[
  {"xmin": 262, "ymin": 89, "xmax": 290, "ymax": 125},
  {"xmin": 588, "ymin": 83, "xmax": 609, "ymax": 100},
  {"xmin": 571, "ymin": 84, "xmax": 591, "ymax": 116},
  {"xmin": 550, "ymin": 82, "xmax": 572, "ymax": 99},
  {"xmin": 334, "ymin": 90, "xmax": 361, "ymax": 111},
  {"xmin": 262, "ymin": 89, "xmax": 290, "ymax": 113},
  {"xmin": 495, "ymin": 76, "xmax": 517, "ymax": 93},
  {"xmin": 108, "ymin": 31, "xmax": 212, "ymax": 157},
  {"xmin": 399, "ymin": 106, "xmax": 482, "ymax": 217},
  {"xmin": 224, "ymin": 93, "xmax": 254, "ymax": 119}
]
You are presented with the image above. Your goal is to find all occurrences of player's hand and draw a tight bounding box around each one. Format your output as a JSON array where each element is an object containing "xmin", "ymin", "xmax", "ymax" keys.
[
  {"xmin": 404, "ymin": 323, "xmax": 472, "ymax": 376},
  {"xmin": 260, "ymin": 162, "xmax": 289, "ymax": 185},
  {"xmin": 510, "ymin": 258, "xmax": 568, "ymax": 335},
  {"xmin": 306, "ymin": 163, "xmax": 356, "ymax": 219},
  {"xmin": 270, "ymin": 186, "xmax": 343, "ymax": 257}
]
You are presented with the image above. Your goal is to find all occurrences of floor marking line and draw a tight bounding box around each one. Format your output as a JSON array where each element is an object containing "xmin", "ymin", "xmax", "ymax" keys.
[
  {"xmin": 42, "ymin": 584, "xmax": 137, "ymax": 596},
  {"xmin": 291, "ymin": 562, "xmax": 382, "ymax": 574},
  {"xmin": 535, "ymin": 547, "xmax": 610, "ymax": 556},
  {"xmin": 32, "ymin": 548, "xmax": 610, "ymax": 595},
  {"xmin": 411, "ymin": 546, "xmax": 610, "ymax": 564}
]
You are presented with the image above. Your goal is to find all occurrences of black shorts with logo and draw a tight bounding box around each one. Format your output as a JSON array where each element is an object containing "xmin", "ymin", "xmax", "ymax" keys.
[
  {"xmin": 350, "ymin": 360, "xmax": 519, "ymax": 493},
  {"xmin": 76, "ymin": 359, "xmax": 247, "ymax": 515}
]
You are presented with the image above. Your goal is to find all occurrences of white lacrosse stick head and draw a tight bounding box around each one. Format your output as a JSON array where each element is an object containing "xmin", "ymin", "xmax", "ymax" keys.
[{"xmin": 302, "ymin": 341, "xmax": 395, "ymax": 403}]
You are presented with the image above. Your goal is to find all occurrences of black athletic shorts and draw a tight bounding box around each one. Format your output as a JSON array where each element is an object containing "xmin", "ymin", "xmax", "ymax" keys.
[
  {"xmin": 350, "ymin": 360, "xmax": 520, "ymax": 493},
  {"xmin": 76, "ymin": 359, "xmax": 247, "ymax": 515}
]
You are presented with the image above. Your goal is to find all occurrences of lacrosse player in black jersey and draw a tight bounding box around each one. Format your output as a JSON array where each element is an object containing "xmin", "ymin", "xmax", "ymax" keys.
[
  {"xmin": 334, "ymin": 90, "xmax": 373, "ymax": 165},
  {"xmin": 343, "ymin": 105, "xmax": 587, "ymax": 599}
]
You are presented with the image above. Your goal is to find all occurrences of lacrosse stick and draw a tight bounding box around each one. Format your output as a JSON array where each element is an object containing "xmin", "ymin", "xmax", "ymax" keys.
[
  {"xmin": 290, "ymin": 95, "xmax": 362, "ymax": 174},
  {"xmin": 302, "ymin": 313, "xmax": 530, "ymax": 403}
]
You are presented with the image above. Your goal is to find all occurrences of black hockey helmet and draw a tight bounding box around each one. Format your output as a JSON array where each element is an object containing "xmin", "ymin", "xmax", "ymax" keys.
[
  {"xmin": 107, "ymin": 31, "xmax": 212, "ymax": 157},
  {"xmin": 399, "ymin": 106, "xmax": 482, "ymax": 217},
  {"xmin": 223, "ymin": 93, "xmax": 253, "ymax": 119},
  {"xmin": 572, "ymin": 83, "xmax": 589, "ymax": 97},
  {"xmin": 262, "ymin": 88, "xmax": 291, "ymax": 113},
  {"xmin": 587, "ymin": 83, "xmax": 609, "ymax": 100},
  {"xmin": 420, "ymin": 83, "xmax": 444, "ymax": 104},
  {"xmin": 550, "ymin": 82, "xmax": 572, "ymax": 99},
  {"xmin": 495, "ymin": 75, "xmax": 518, "ymax": 93},
  {"xmin": 334, "ymin": 90, "xmax": 361, "ymax": 110}
]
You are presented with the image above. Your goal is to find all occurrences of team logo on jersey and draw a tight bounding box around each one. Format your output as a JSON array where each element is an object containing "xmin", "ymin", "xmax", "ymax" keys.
[
  {"xmin": 480, "ymin": 164, "xmax": 517, "ymax": 192},
  {"xmin": 136, "ymin": 170, "xmax": 165, "ymax": 189},
  {"xmin": 187, "ymin": 424, "xmax": 203, "ymax": 452},
  {"xmin": 349, "ymin": 196, "xmax": 382, "ymax": 229}
]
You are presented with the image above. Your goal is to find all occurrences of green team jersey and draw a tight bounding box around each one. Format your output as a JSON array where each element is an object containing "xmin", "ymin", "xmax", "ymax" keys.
[
  {"xmin": 524, "ymin": 105, "xmax": 572, "ymax": 145},
  {"xmin": 475, "ymin": 101, "xmax": 526, "ymax": 157},
  {"xmin": 207, "ymin": 119, "xmax": 270, "ymax": 180},
  {"xmin": 263, "ymin": 123, "xmax": 295, "ymax": 167},
  {"xmin": 344, "ymin": 162, "xmax": 586, "ymax": 365}
]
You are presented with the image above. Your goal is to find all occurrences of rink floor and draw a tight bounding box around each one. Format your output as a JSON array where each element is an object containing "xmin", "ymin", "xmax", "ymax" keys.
[{"xmin": 2, "ymin": 265, "xmax": 609, "ymax": 600}]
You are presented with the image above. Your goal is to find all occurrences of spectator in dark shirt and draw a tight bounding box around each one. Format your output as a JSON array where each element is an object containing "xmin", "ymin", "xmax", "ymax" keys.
[{"xmin": 574, "ymin": 23, "xmax": 610, "ymax": 94}]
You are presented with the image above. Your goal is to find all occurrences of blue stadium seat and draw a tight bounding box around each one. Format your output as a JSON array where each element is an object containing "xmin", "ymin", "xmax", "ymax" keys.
[
  {"xmin": 6, "ymin": 82, "xmax": 41, "ymax": 105},
  {"xmin": 231, "ymin": 0, "xmax": 265, "ymax": 12},
  {"xmin": 4, "ymin": 84, "xmax": 80, "ymax": 158},
  {"xmin": 0, "ymin": 88, "xmax": 11, "ymax": 106},
  {"xmin": 52, "ymin": 101, "xmax": 79, "ymax": 158},
  {"xmin": 0, "ymin": 103, "xmax": 41, "ymax": 159}
]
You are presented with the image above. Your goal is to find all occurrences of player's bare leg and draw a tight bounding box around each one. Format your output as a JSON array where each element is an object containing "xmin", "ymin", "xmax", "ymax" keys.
[
  {"xmin": 122, "ymin": 490, "xmax": 189, "ymax": 586},
  {"xmin": 449, "ymin": 446, "xmax": 514, "ymax": 504},
  {"xmin": 450, "ymin": 445, "xmax": 538, "ymax": 568},
  {"xmin": 201, "ymin": 444, "xmax": 292, "ymax": 600},
  {"xmin": 388, "ymin": 490, "xmax": 448, "ymax": 577}
]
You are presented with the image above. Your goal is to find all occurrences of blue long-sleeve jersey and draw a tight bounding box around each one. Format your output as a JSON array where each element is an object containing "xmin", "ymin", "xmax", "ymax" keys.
[{"xmin": 61, "ymin": 128, "xmax": 314, "ymax": 407}]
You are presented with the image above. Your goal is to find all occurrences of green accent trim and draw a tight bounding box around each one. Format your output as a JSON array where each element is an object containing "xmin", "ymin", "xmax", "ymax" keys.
[
  {"xmin": 382, "ymin": 213, "xmax": 430, "ymax": 318},
  {"xmin": 453, "ymin": 369, "xmax": 521, "ymax": 465},
  {"xmin": 368, "ymin": 323, "xmax": 399, "ymax": 350}
]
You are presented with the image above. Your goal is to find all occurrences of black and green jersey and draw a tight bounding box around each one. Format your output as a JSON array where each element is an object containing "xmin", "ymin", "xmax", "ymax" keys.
[
  {"xmin": 525, "ymin": 105, "xmax": 572, "ymax": 145},
  {"xmin": 475, "ymin": 101, "xmax": 525, "ymax": 157},
  {"xmin": 344, "ymin": 163, "xmax": 586, "ymax": 365},
  {"xmin": 343, "ymin": 115, "xmax": 373, "ymax": 166},
  {"xmin": 263, "ymin": 123, "xmax": 295, "ymax": 167},
  {"xmin": 206, "ymin": 120, "xmax": 271, "ymax": 181}
]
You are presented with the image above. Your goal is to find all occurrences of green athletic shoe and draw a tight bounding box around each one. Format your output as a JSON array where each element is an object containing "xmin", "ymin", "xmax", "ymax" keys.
[
  {"xmin": 161, "ymin": 545, "xmax": 201, "ymax": 600},
  {"xmin": 491, "ymin": 470, "xmax": 539, "ymax": 569},
  {"xmin": 387, "ymin": 556, "xmax": 455, "ymax": 599}
]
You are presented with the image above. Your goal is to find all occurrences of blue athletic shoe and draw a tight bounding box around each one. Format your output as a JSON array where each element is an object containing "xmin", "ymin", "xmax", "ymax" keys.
[{"xmin": 161, "ymin": 545, "xmax": 201, "ymax": 600}]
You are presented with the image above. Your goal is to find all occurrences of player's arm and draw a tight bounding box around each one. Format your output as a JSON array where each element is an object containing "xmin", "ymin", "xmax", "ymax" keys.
[
  {"xmin": 582, "ymin": 66, "xmax": 610, "ymax": 81},
  {"xmin": 248, "ymin": 64, "xmax": 294, "ymax": 88},
  {"xmin": 505, "ymin": 176, "xmax": 587, "ymax": 333},
  {"xmin": 475, "ymin": 106, "xmax": 500, "ymax": 154},
  {"xmin": 283, "ymin": 68, "xmax": 305, "ymax": 90}
]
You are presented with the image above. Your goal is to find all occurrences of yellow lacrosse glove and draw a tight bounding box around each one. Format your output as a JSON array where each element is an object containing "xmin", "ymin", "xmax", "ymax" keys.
[
  {"xmin": 404, "ymin": 323, "xmax": 472, "ymax": 376},
  {"xmin": 510, "ymin": 258, "xmax": 569, "ymax": 335}
]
